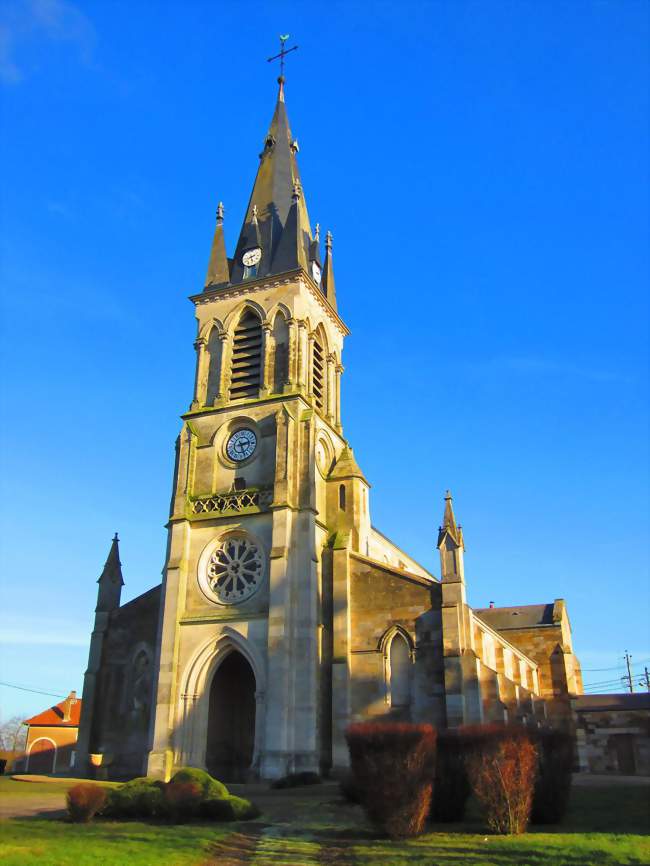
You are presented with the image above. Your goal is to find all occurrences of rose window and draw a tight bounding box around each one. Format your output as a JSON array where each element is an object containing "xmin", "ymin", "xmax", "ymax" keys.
[{"xmin": 205, "ymin": 537, "xmax": 264, "ymax": 604}]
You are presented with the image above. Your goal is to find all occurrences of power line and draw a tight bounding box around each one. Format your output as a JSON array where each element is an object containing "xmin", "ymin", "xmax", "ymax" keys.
[
  {"xmin": 582, "ymin": 657, "xmax": 650, "ymax": 673},
  {"xmin": 0, "ymin": 681, "xmax": 66, "ymax": 699}
]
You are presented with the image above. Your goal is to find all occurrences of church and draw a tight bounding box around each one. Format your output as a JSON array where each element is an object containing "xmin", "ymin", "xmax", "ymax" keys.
[{"xmin": 76, "ymin": 72, "xmax": 583, "ymax": 782}]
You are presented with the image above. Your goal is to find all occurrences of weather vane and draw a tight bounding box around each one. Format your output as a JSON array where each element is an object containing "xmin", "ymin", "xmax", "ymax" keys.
[{"xmin": 267, "ymin": 34, "xmax": 298, "ymax": 79}]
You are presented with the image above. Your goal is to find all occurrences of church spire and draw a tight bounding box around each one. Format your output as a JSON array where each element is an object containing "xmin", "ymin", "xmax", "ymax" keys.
[
  {"xmin": 205, "ymin": 202, "xmax": 230, "ymax": 288},
  {"xmin": 229, "ymin": 76, "xmax": 313, "ymax": 284},
  {"xmin": 322, "ymin": 230, "xmax": 337, "ymax": 311},
  {"xmin": 437, "ymin": 490, "xmax": 464, "ymax": 550},
  {"xmin": 96, "ymin": 533, "xmax": 124, "ymax": 612}
]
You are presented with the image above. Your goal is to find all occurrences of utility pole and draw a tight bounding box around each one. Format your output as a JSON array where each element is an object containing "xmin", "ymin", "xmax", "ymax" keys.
[
  {"xmin": 639, "ymin": 666, "xmax": 650, "ymax": 693},
  {"xmin": 622, "ymin": 650, "xmax": 634, "ymax": 694}
]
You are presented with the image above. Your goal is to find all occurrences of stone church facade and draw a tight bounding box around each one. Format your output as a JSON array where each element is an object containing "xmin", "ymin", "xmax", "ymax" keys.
[{"xmin": 77, "ymin": 77, "xmax": 583, "ymax": 782}]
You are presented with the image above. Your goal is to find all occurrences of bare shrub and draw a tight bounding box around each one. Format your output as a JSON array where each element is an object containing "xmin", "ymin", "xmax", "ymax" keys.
[
  {"xmin": 466, "ymin": 726, "xmax": 537, "ymax": 835},
  {"xmin": 66, "ymin": 783, "xmax": 107, "ymax": 823},
  {"xmin": 163, "ymin": 780, "xmax": 202, "ymax": 822},
  {"xmin": 346, "ymin": 722, "xmax": 436, "ymax": 839}
]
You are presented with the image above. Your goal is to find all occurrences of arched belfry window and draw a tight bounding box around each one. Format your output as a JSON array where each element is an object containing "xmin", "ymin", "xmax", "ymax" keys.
[
  {"xmin": 272, "ymin": 313, "xmax": 289, "ymax": 393},
  {"xmin": 312, "ymin": 335, "xmax": 325, "ymax": 410},
  {"xmin": 387, "ymin": 630, "xmax": 412, "ymax": 710},
  {"xmin": 205, "ymin": 326, "xmax": 222, "ymax": 406},
  {"xmin": 229, "ymin": 311, "xmax": 262, "ymax": 401}
]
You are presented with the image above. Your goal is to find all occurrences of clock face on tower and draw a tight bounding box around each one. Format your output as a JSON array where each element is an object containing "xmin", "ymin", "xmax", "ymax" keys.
[
  {"xmin": 311, "ymin": 261, "xmax": 322, "ymax": 285},
  {"xmin": 242, "ymin": 247, "xmax": 262, "ymax": 267},
  {"xmin": 226, "ymin": 429, "xmax": 257, "ymax": 462}
]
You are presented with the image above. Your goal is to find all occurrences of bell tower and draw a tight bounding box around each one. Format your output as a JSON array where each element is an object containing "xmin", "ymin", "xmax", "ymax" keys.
[{"xmin": 147, "ymin": 71, "xmax": 354, "ymax": 781}]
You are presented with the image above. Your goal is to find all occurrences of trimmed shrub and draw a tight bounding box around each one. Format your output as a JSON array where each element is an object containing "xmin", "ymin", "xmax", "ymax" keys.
[
  {"xmin": 201, "ymin": 794, "xmax": 260, "ymax": 821},
  {"xmin": 228, "ymin": 794, "xmax": 262, "ymax": 820},
  {"xmin": 66, "ymin": 783, "xmax": 107, "ymax": 823},
  {"xmin": 531, "ymin": 728, "xmax": 573, "ymax": 824},
  {"xmin": 170, "ymin": 767, "xmax": 228, "ymax": 800},
  {"xmin": 346, "ymin": 722, "xmax": 436, "ymax": 839},
  {"xmin": 103, "ymin": 778, "xmax": 165, "ymax": 819},
  {"xmin": 163, "ymin": 781, "xmax": 202, "ymax": 822},
  {"xmin": 465, "ymin": 725, "xmax": 537, "ymax": 835},
  {"xmin": 271, "ymin": 771, "xmax": 322, "ymax": 789},
  {"xmin": 431, "ymin": 729, "xmax": 471, "ymax": 822}
]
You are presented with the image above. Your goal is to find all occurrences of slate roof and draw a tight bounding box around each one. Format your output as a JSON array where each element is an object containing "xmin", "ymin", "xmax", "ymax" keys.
[
  {"xmin": 24, "ymin": 693, "xmax": 82, "ymax": 728},
  {"xmin": 203, "ymin": 78, "xmax": 338, "ymax": 310},
  {"xmin": 474, "ymin": 603, "xmax": 555, "ymax": 630},
  {"xmin": 573, "ymin": 694, "xmax": 650, "ymax": 712}
]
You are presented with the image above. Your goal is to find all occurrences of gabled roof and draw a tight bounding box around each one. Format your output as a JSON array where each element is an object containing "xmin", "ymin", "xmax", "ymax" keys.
[
  {"xmin": 24, "ymin": 692, "xmax": 82, "ymax": 727},
  {"xmin": 475, "ymin": 603, "xmax": 555, "ymax": 630}
]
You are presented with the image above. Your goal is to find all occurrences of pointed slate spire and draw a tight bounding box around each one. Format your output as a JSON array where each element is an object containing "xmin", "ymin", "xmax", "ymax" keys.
[
  {"xmin": 230, "ymin": 77, "xmax": 313, "ymax": 284},
  {"xmin": 271, "ymin": 179, "xmax": 311, "ymax": 273},
  {"xmin": 329, "ymin": 445, "xmax": 368, "ymax": 483},
  {"xmin": 205, "ymin": 201, "xmax": 230, "ymax": 288},
  {"xmin": 322, "ymin": 230, "xmax": 337, "ymax": 311},
  {"xmin": 437, "ymin": 490, "xmax": 464, "ymax": 549},
  {"xmin": 96, "ymin": 533, "xmax": 124, "ymax": 612}
]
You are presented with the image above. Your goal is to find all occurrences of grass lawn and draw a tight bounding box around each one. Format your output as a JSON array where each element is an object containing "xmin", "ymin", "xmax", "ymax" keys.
[{"xmin": 0, "ymin": 778, "xmax": 648, "ymax": 866}]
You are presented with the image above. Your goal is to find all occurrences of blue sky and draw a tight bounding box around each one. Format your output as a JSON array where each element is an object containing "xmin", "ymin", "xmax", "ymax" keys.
[{"xmin": 1, "ymin": 0, "xmax": 648, "ymax": 720}]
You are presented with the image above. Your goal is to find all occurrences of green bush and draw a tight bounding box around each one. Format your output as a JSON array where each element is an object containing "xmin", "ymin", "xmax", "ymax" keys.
[
  {"xmin": 228, "ymin": 794, "xmax": 261, "ymax": 820},
  {"xmin": 104, "ymin": 779, "xmax": 165, "ymax": 819},
  {"xmin": 170, "ymin": 767, "xmax": 228, "ymax": 800},
  {"xmin": 201, "ymin": 794, "xmax": 260, "ymax": 821},
  {"xmin": 102, "ymin": 767, "xmax": 257, "ymax": 824}
]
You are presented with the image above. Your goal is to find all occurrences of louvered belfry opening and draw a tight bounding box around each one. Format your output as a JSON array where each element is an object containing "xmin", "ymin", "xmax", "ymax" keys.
[
  {"xmin": 229, "ymin": 311, "xmax": 263, "ymax": 401},
  {"xmin": 312, "ymin": 338, "xmax": 324, "ymax": 410}
]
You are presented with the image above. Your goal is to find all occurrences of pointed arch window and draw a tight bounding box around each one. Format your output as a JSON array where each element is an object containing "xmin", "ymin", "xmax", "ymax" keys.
[
  {"xmin": 229, "ymin": 311, "xmax": 262, "ymax": 401},
  {"xmin": 385, "ymin": 630, "xmax": 412, "ymax": 710},
  {"xmin": 272, "ymin": 313, "xmax": 289, "ymax": 393}
]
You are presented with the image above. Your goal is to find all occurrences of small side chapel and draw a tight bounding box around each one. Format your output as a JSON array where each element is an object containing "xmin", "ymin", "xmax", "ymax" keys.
[{"xmin": 77, "ymin": 72, "xmax": 583, "ymax": 782}]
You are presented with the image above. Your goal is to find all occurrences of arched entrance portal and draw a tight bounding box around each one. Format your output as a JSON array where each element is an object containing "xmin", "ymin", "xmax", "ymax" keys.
[{"xmin": 206, "ymin": 650, "xmax": 256, "ymax": 782}]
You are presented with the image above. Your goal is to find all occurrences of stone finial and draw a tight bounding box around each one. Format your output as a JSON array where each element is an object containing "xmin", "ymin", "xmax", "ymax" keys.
[
  {"xmin": 252, "ymin": 203, "xmax": 258, "ymax": 221},
  {"xmin": 326, "ymin": 230, "xmax": 333, "ymax": 250},
  {"xmin": 315, "ymin": 222, "xmax": 320, "ymax": 241},
  {"xmin": 216, "ymin": 202, "xmax": 224, "ymax": 225}
]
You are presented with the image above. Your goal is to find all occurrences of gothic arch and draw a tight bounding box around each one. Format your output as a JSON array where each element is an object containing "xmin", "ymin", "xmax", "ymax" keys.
[
  {"xmin": 223, "ymin": 300, "xmax": 266, "ymax": 333},
  {"xmin": 379, "ymin": 625, "xmax": 415, "ymax": 711},
  {"xmin": 198, "ymin": 317, "xmax": 225, "ymax": 342},
  {"xmin": 311, "ymin": 323, "xmax": 329, "ymax": 412},
  {"xmin": 227, "ymin": 306, "xmax": 264, "ymax": 401},
  {"xmin": 176, "ymin": 626, "xmax": 266, "ymax": 771},
  {"xmin": 266, "ymin": 301, "xmax": 291, "ymax": 323}
]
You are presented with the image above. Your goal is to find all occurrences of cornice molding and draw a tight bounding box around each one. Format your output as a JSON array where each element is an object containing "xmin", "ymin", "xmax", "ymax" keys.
[{"xmin": 193, "ymin": 268, "xmax": 350, "ymax": 337}]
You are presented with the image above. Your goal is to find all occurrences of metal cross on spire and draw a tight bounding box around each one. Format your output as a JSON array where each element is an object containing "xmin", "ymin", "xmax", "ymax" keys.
[{"xmin": 267, "ymin": 34, "xmax": 298, "ymax": 80}]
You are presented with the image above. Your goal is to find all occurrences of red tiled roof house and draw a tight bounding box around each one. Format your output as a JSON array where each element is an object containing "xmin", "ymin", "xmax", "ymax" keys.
[{"xmin": 21, "ymin": 691, "xmax": 81, "ymax": 774}]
